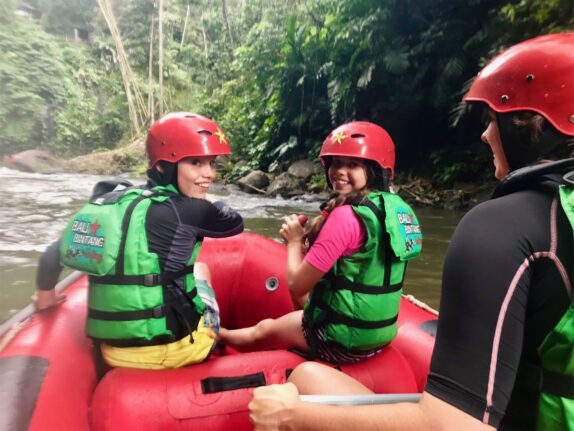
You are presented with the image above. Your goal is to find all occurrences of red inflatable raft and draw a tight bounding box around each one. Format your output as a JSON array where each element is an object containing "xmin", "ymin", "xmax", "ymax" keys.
[{"xmin": 0, "ymin": 233, "xmax": 437, "ymax": 431}]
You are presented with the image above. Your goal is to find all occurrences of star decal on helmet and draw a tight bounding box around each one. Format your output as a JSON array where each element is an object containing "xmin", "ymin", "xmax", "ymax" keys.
[
  {"xmin": 332, "ymin": 131, "xmax": 348, "ymax": 145},
  {"xmin": 214, "ymin": 128, "xmax": 228, "ymax": 145}
]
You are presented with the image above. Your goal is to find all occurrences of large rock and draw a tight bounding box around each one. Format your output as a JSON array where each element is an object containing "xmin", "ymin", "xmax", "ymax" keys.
[
  {"xmin": 63, "ymin": 140, "xmax": 146, "ymax": 175},
  {"xmin": 237, "ymin": 170, "xmax": 271, "ymax": 194},
  {"xmin": 266, "ymin": 172, "xmax": 305, "ymax": 197},
  {"xmin": 287, "ymin": 159, "xmax": 316, "ymax": 180},
  {"xmin": 2, "ymin": 149, "xmax": 63, "ymax": 173}
]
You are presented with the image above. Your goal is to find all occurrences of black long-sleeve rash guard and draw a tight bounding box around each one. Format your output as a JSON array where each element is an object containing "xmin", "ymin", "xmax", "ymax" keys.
[
  {"xmin": 145, "ymin": 197, "xmax": 243, "ymax": 270},
  {"xmin": 425, "ymin": 183, "xmax": 572, "ymax": 430},
  {"xmin": 36, "ymin": 195, "xmax": 243, "ymax": 291}
]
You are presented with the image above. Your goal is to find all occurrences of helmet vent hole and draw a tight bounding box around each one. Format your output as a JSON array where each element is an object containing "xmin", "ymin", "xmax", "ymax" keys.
[
  {"xmin": 525, "ymin": 74, "xmax": 535, "ymax": 82},
  {"xmin": 350, "ymin": 133, "xmax": 365, "ymax": 138},
  {"xmin": 198, "ymin": 130, "xmax": 213, "ymax": 136},
  {"xmin": 570, "ymin": 115, "xmax": 574, "ymax": 124},
  {"xmin": 171, "ymin": 152, "xmax": 176, "ymax": 157},
  {"xmin": 500, "ymin": 95, "xmax": 510, "ymax": 103},
  {"xmin": 161, "ymin": 141, "xmax": 165, "ymax": 146}
]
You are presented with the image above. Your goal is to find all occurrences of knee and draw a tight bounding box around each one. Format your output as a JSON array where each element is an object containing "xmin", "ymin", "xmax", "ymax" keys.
[
  {"xmin": 288, "ymin": 362, "xmax": 323, "ymax": 386},
  {"xmin": 252, "ymin": 318, "xmax": 275, "ymax": 341}
]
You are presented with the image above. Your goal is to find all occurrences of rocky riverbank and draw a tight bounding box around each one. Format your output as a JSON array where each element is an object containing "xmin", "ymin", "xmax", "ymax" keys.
[{"xmin": 4, "ymin": 143, "xmax": 496, "ymax": 211}]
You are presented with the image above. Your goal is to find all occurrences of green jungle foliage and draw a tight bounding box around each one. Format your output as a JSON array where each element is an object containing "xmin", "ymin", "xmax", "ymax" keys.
[{"xmin": 1, "ymin": 0, "xmax": 572, "ymax": 183}]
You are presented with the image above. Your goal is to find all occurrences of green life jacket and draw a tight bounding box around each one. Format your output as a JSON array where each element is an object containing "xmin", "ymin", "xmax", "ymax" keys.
[
  {"xmin": 303, "ymin": 191, "xmax": 422, "ymax": 353},
  {"xmin": 530, "ymin": 185, "xmax": 574, "ymax": 430},
  {"xmin": 60, "ymin": 183, "xmax": 205, "ymax": 346}
]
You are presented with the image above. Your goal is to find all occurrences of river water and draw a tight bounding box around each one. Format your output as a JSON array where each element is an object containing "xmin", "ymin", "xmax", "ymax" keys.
[{"xmin": 0, "ymin": 167, "xmax": 463, "ymax": 323}]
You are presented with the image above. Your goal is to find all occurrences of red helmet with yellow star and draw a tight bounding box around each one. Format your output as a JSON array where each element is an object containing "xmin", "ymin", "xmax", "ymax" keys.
[
  {"xmin": 146, "ymin": 112, "xmax": 231, "ymax": 168},
  {"xmin": 319, "ymin": 121, "xmax": 396, "ymax": 177}
]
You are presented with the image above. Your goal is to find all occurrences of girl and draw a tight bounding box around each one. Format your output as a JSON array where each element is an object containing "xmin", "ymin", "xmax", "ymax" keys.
[
  {"xmin": 220, "ymin": 121, "xmax": 422, "ymax": 363},
  {"xmin": 34, "ymin": 112, "xmax": 244, "ymax": 369},
  {"xmin": 249, "ymin": 33, "xmax": 574, "ymax": 431}
]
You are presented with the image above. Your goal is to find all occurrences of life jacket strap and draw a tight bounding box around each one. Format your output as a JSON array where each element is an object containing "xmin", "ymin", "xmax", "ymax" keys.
[
  {"xmin": 517, "ymin": 360, "xmax": 574, "ymax": 398},
  {"xmin": 89, "ymin": 265, "xmax": 195, "ymax": 286},
  {"xmin": 358, "ymin": 198, "xmax": 393, "ymax": 286},
  {"xmin": 330, "ymin": 275, "xmax": 402, "ymax": 294},
  {"xmin": 313, "ymin": 299, "xmax": 398, "ymax": 329},
  {"xmin": 115, "ymin": 194, "xmax": 152, "ymax": 275},
  {"xmin": 88, "ymin": 305, "xmax": 167, "ymax": 321},
  {"xmin": 327, "ymin": 309, "xmax": 398, "ymax": 329}
]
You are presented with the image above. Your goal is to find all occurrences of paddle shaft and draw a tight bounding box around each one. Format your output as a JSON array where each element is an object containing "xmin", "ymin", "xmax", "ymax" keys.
[{"xmin": 300, "ymin": 393, "xmax": 421, "ymax": 406}]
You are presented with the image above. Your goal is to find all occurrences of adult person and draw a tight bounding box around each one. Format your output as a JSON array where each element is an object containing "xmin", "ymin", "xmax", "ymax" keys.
[
  {"xmin": 247, "ymin": 32, "xmax": 574, "ymax": 430},
  {"xmin": 220, "ymin": 121, "xmax": 422, "ymax": 364},
  {"xmin": 33, "ymin": 112, "xmax": 244, "ymax": 370}
]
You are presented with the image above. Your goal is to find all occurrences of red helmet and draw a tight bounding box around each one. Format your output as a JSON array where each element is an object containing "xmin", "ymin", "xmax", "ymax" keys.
[
  {"xmin": 146, "ymin": 112, "xmax": 232, "ymax": 168},
  {"xmin": 464, "ymin": 33, "xmax": 574, "ymax": 136},
  {"xmin": 319, "ymin": 121, "xmax": 396, "ymax": 177}
]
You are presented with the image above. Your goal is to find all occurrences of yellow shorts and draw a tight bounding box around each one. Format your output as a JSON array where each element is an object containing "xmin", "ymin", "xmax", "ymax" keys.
[{"xmin": 101, "ymin": 316, "xmax": 217, "ymax": 370}]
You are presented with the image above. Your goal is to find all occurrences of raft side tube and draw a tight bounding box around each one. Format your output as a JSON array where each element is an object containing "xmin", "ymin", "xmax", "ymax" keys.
[
  {"xmin": 0, "ymin": 275, "xmax": 96, "ymax": 431},
  {"xmin": 200, "ymin": 233, "xmax": 294, "ymax": 329}
]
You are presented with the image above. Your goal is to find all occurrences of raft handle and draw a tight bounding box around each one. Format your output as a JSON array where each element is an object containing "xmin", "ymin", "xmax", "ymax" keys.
[{"xmin": 201, "ymin": 372, "xmax": 266, "ymax": 394}]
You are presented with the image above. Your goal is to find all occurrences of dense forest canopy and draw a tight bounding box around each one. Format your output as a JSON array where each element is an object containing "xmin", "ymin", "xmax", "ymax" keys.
[{"xmin": 1, "ymin": 0, "xmax": 572, "ymax": 183}]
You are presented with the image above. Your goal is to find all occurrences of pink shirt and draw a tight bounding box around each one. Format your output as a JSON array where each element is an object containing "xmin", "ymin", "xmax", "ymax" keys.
[{"xmin": 304, "ymin": 205, "xmax": 366, "ymax": 273}]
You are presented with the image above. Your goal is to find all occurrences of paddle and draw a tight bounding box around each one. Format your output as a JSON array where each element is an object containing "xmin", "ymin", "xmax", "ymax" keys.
[{"xmin": 300, "ymin": 393, "xmax": 421, "ymax": 406}]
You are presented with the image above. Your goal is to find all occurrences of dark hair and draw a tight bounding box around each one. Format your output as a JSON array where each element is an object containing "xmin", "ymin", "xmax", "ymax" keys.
[
  {"xmin": 512, "ymin": 112, "xmax": 574, "ymax": 161},
  {"xmin": 303, "ymin": 158, "xmax": 392, "ymax": 247},
  {"xmin": 146, "ymin": 160, "xmax": 179, "ymax": 190}
]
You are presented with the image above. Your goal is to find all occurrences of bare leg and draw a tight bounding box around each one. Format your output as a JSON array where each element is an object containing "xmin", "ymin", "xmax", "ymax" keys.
[
  {"xmin": 290, "ymin": 292, "xmax": 308, "ymax": 310},
  {"xmin": 219, "ymin": 310, "xmax": 307, "ymax": 352},
  {"xmin": 288, "ymin": 362, "xmax": 374, "ymax": 395}
]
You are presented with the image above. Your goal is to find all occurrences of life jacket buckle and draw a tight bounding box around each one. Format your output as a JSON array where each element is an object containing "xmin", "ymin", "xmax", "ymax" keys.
[
  {"xmin": 151, "ymin": 305, "xmax": 165, "ymax": 318},
  {"xmin": 562, "ymin": 171, "xmax": 574, "ymax": 186},
  {"xmin": 143, "ymin": 274, "xmax": 161, "ymax": 286}
]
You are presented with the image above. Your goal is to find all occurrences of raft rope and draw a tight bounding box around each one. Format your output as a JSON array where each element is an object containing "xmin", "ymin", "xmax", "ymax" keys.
[
  {"xmin": 402, "ymin": 294, "xmax": 439, "ymax": 316},
  {"xmin": 0, "ymin": 320, "xmax": 28, "ymax": 353}
]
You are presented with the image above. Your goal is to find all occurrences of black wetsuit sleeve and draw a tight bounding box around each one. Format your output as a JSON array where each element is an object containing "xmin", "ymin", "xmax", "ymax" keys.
[
  {"xmin": 145, "ymin": 196, "xmax": 244, "ymax": 265},
  {"xmin": 170, "ymin": 198, "xmax": 243, "ymax": 237},
  {"xmin": 202, "ymin": 200, "xmax": 244, "ymax": 237},
  {"xmin": 36, "ymin": 240, "xmax": 63, "ymax": 291}
]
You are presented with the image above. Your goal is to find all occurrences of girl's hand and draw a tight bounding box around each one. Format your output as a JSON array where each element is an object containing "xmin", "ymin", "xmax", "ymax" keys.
[
  {"xmin": 248, "ymin": 383, "xmax": 300, "ymax": 430},
  {"xmin": 279, "ymin": 215, "xmax": 305, "ymax": 244},
  {"xmin": 32, "ymin": 290, "xmax": 67, "ymax": 312}
]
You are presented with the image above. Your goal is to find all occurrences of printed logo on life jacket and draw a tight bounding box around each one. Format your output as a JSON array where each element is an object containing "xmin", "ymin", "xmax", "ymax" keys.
[
  {"xmin": 397, "ymin": 212, "xmax": 421, "ymax": 235},
  {"xmin": 405, "ymin": 238, "xmax": 418, "ymax": 253},
  {"xmin": 65, "ymin": 247, "xmax": 103, "ymax": 263},
  {"xmin": 71, "ymin": 219, "xmax": 105, "ymax": 248}
]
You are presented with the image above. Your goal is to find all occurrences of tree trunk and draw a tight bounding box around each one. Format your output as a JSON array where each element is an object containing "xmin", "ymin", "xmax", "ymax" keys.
[
  {"xmin": 97, "ymin": 0, "xmax": 144, "ymax": 134},
  {"xmin": 200, "ymin": 12, "xmax": 209, "ymax": 61},
  {"xmin": 158, "ymin": 0, "xmax": 164, "ymax": 117},
  {"xmin": 180, "ymin": 4, "xmax": 190, "ymax": 50},
  {"xmin": 221, "ymin": 0, "xmax": 234, "ymax": 59},
  {"xmin": 148, "ymin": 14, "xmax": 155, "ymax": 124}
]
